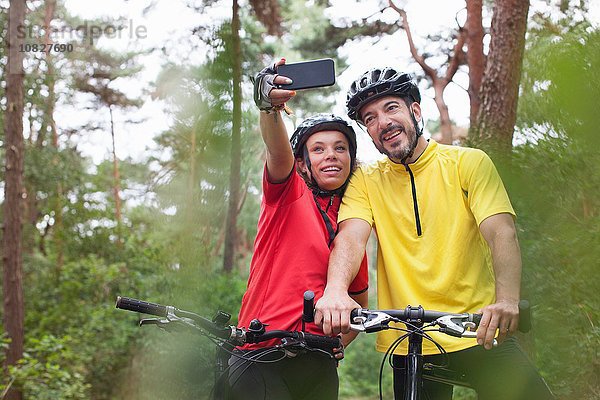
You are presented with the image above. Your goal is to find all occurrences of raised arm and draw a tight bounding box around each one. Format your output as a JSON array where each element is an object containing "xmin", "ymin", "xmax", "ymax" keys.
[
  {"xmin": 315, "ymin": 218, "xmax": 372, "ymax": 335},
  {"xmin": 477, "ymin": 213, "xmax": 522, "ymax": 349},
  {"xmin": 260, "ymin": 111, "xmax": 295, "ymax": 182},
  {"xmin": 254, "ymin": 58, "xmax": 297, "ymax": 182}
]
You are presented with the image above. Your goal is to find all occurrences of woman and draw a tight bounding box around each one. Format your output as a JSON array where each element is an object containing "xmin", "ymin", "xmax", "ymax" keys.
[{"xmin": 226, "ymin": 59, "xmax": 368, "ymax": 400}]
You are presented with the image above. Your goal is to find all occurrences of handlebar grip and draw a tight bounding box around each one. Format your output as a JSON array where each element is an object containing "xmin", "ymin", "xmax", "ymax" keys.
[
  {"xmin": 518, "ymin": 300, "xmax": 531, "ymax": 333},
  {"xmin": 116, "ymin": 296, "xmax": 167, "ymax": 317},
  {"xmin": 303, "ymin": 333, "xmax": 341, "ymax": 351},
  {"xmin": 303, "ymin": 291, "xmax": 315, "ymax": 323},
  {"xmin": 471, "ymin": 300, "xmax": 531, "ymax": 333}
]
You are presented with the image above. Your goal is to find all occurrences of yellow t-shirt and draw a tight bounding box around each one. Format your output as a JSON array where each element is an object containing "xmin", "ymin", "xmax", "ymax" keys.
[{"xmin": 339, "ymin": 140, "xmax": 515, "ymax": 355}]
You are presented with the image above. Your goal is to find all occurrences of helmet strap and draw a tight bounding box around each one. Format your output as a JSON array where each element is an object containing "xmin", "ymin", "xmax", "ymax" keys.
[
  {"xmin": 313, "ymin": 193, "xmax": 337, "ymax": 247},
  {"xmin": 401, "ymin": 109, "xmax": 423, "ymax": 165},
  {"xmin": 302, "ymin": 146, "xmax": 320, "ymax": 191},
  {"xmin": 301, "ymin": 145, "xmax": 351, "ymax": 197}
]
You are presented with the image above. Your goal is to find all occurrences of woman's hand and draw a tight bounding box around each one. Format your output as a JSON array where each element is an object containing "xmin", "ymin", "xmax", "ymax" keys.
[{"xmin": 253, "ymin": 58, "xmax": 296, "ymax": 112}]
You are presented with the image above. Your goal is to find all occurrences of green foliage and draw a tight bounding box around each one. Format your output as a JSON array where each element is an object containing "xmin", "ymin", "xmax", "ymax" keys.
[
  {"xmin": 29, "ymin": 152, "xmax": 154, "ymax": 264},
  {"xmin": 14, "ymin": 196, "xmax": 179, "ymax": 399},
  {"xmin": 5, "ymin": 2, "xmax": 597, "ymax": 400},
  {"xmin": 339, "ymin": 333, "xmax": 393, "ymax": 399},
  {"xmin": 150, "ymin": 10, "xmax": 266, "ymax": 271},
  {"xmin": 66, "ymin": 25, "xmax": 144, "ymax": 109},
  {"xmin": 117, "ymin": 270, "xmax": 247, "ymax": 400},
  {"xmin": 267, "ymin": 0, "xmax": 342, "ymax": 115},
  {"xmin": 509, "ymin": 25, "xmax": 600, "ymax": 400},
  {"xmin": 507, "ymin": 138, "xmax": 600, "ymax": 399},
  {"xmin": 8, "ymin": 2, "xmax": 260, "ymax": 400},
  {"xmin": 3, "ymin": 335, "xmax": 91, "ymax": 399},
  {"xmin": 24, "ymin": 144, "xmax": 86, "ymax": 194}
]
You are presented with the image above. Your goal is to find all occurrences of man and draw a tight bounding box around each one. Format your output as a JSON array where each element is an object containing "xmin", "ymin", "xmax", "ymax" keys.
[{"xmin": 314, "ymin": 67, "xmax": 553, "ymax": 399}]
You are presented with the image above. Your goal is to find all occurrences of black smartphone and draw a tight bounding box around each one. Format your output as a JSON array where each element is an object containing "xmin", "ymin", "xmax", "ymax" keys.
[{"xmin": 276, "ymin": 58, "xmax": 336, "ymax": 90}]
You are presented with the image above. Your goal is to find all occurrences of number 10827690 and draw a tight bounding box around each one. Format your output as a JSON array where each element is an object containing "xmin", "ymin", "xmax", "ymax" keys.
[{"xmin": 20, "ymin": 43, "xmax": 74, "ymax": 53}]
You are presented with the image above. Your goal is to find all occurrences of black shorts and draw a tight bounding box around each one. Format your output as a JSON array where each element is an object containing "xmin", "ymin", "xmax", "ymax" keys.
[
  {"xmin": 223, "ymin": 348, "xmax": 338, "ymax": 400},
  {"xmin": 392, "ymin": 337, "xmax": 554, "ymax": 400}
]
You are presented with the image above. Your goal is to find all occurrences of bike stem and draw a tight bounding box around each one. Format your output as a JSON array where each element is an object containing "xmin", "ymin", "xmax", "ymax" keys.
[
  {"xmin": 406, "ymin": 321, "xmax": 424, "ymax": 400},
  {"xmin": 404, "ymin": 306, "xmax": 425, "ymax": 400}
]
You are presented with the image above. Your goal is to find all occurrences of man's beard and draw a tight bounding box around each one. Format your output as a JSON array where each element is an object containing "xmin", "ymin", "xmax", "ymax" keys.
[{"xmin": 374, "ymin": 122, "xmax": 418, "ymax": 162}]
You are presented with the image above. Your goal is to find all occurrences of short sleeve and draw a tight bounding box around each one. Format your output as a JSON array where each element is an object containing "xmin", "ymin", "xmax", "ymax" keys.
[
  {"xmin": 262, "ymin": 162, "xmax": 304, "ymax": 206},
  {"xmin": 348, "ymin": 254, "xmax": 369, "ymax": 295},
  {"xmin": 460, "ymin": 149, "xmax": 516, "ymax": 226},
  {"xmin": 338, "ymin": 167, "xmax": 374, "ymax": 226}
]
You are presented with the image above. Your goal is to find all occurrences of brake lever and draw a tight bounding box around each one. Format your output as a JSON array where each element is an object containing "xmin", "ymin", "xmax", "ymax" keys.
[
  {"xmin": 350, "ymin": 311, "xmax": 394, "ymax": 333},
  {"xmin": 139, "ymin": 316, "xmax": 195, "ymax": 333},
  {"xmin": 436, "ymin": 314, "xmax": 471, "ymax": 337},
  {"xmin": 350, "ymin": 314, "xmax": 367, "ymax": 332},
  {"xmin": 436, "ymin": 315, "xmax": 497, "ymax": 347},
  {"xmin": 139, "ymin": 318, "xmax": 172, "ymax": 331}
]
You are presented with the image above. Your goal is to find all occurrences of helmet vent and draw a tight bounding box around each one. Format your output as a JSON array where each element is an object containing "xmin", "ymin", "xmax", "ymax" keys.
[
  {"xmin": 372, "ymin": 69, "xmax": 381, "ymax": 83},
  {"xmin": 360, "ymin": 77, "xmax": 368, "ymax": 88},
  {"xmin": 383, "ymin": 69, "xmax": 395, "ymax": 80}
]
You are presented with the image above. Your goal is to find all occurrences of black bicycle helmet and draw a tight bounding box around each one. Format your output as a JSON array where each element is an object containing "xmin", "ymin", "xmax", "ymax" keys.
[
  {"xmin": 290, "ymin": 114, "xmax": 357, "ymax": 161},
  {"xmin": 346, "ymin": 68, "xmax": 421, "ymax": 121}
]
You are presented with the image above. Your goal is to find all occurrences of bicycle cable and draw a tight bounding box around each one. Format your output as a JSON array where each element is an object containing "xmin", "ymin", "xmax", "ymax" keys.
[
  {"xmin": 376, "ymin": 321, "xmax": 451, "ymax": 400},
  {"xmin": 210, "ymin": 346, "xmax": 285, "ymax": 400},
  {"xmin": 382, "ymin": 331, "xmax": 411, "ymax": 400}
]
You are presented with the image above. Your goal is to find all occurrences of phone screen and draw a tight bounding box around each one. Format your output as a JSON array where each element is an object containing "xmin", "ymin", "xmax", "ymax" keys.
[{"xmin": 276, "ymin": 59, "xmax": 336, "ymax": 91}]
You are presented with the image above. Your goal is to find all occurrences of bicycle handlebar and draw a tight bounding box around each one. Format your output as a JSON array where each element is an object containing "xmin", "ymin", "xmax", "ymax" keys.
[
  {"xmin": 115, "ymin": 295, "xmax": 341, "ymax": 353},
  {"xmin": 116, "ymin": 296, "xmax": 167, "ymax": 317},
  {"xmin": 116, "ymin": 296, "xmax": 234, "ymax": 339},
  {"xmin": 303, "ymin": 290, "xmax": 315, "ymax": 323},
  {"xmin": 468, "ymin": 300, "xmax": 530, "ymax": 332},
  {"xmin": 252, "ymin": 330, "xmax": 341, "ymax": 350},
  {"xmin": 350, "ymin": 300, "xmax": 531, "ymax": 336}
]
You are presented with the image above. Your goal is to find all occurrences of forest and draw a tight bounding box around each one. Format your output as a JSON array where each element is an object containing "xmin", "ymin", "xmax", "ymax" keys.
[{"xmin": 1, "ymin": 0, "xmax": 598, "ymax": 399}]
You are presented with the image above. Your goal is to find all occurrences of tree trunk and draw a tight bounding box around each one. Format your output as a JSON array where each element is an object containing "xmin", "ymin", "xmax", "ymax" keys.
[
  {"xmin": 44, "ymin": 0, "xmax": 64, "ymax": 268},
  {"xmin": 390, "ymin": 1, "xmax": 465, "ymax": 144},
  {"xmin": 22, "ymin": 1, "xmax": 57, "ymax": 259},
  {"xmin": 213, "ymin": 179, "xmax": 248, "ymax": 258},
  {"xmin": 248, "ymin": 0, "xmax": 283, "ymax": 36},
  {"xmin": 465, "ymin": 0, "xmax": 485, "ymax": 126},
  {"xmin": 223, "ymin": 0, "xmax": 243, "ymax": 272},
  {"xmin": 470, "ymin": 0, "xmax": 530, "ymax": 152},
  {"xmin": 109, "ymin": 106, "xmax": 123, "ymax": 245},
  {"xmin": 432, "ymin": 81, "xmax": 453, "ymax": 144},
  {"xmin": 189, "ymin": 125, "xmax": 197, "ymax": 196},
  {"xmin": 3, "ymin": 1, "xmax": 27, "ymax": 399}
]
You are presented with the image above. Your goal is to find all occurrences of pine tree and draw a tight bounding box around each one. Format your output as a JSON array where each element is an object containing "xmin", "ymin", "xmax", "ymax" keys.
[{"xmin": 2, "ymin": 1, "xmax": 27, "ymax": 398}]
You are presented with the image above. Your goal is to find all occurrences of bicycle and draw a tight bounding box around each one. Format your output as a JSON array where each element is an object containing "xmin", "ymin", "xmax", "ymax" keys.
[
  {"xmin": 349, "ymin": 301, "xmax": 532, "ymax": 400},
  {"xmin": 115, "ymin": 291, "xmax": 341, "ymax": 399}
]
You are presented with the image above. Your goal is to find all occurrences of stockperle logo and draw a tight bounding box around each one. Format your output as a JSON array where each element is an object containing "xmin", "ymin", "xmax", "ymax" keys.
[
  {"xmin": 17, "ymin": 19, "xmax": 148, "ymax": 46},
  {"xmin": 6, "ymin": 17, "xmax": 149, "ymax": 75}
]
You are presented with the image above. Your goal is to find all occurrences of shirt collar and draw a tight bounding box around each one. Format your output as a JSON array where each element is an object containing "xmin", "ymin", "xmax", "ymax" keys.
[{"xmin": 388, "ymin": 139, "xmax": 438, "ymax": 172}]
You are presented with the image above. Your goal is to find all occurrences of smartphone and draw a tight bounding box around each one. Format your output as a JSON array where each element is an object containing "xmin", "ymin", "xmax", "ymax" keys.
[{"xmin": 276, "ymin": 58, "xmax": 336, "ymax": 90}]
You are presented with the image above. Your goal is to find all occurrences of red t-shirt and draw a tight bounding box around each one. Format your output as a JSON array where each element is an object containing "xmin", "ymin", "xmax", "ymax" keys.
[{"xmin": 237, "ymin": 165, "xmax": 369, "ymax": 349}]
